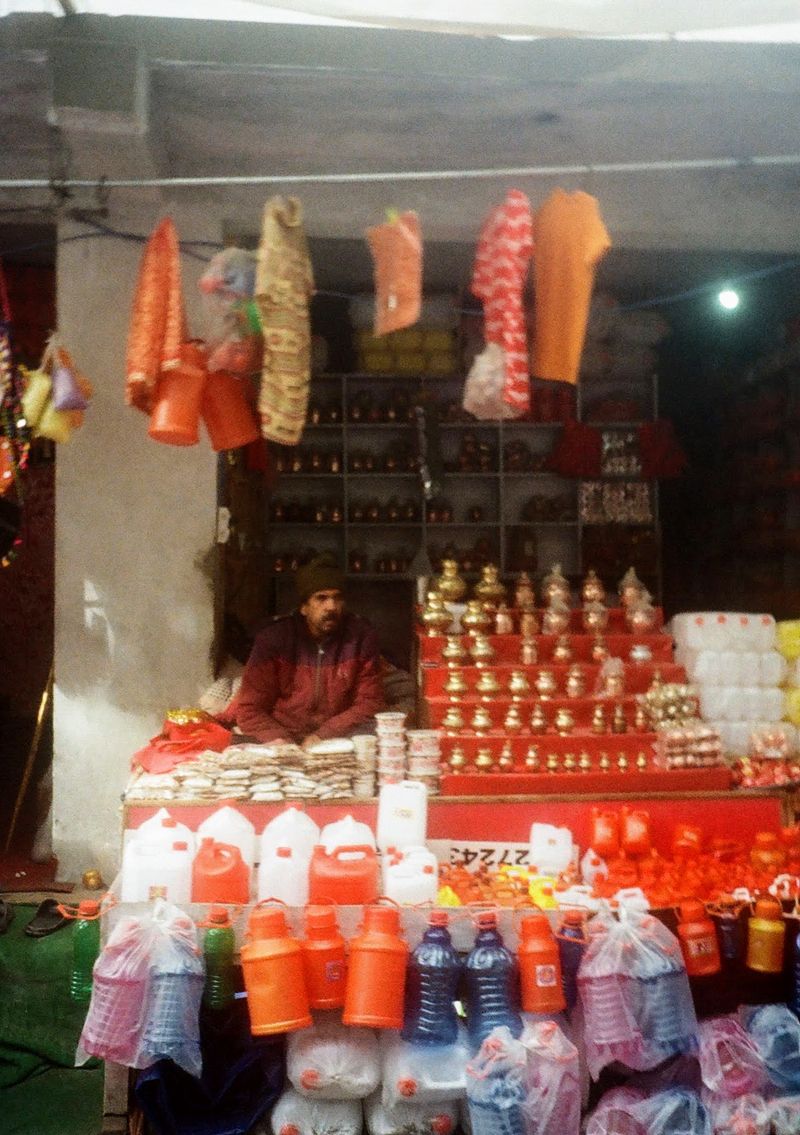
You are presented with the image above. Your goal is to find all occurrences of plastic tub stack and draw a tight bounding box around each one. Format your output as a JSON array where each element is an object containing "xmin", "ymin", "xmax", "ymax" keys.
[
  {"xmin": 670, "ymin": 612, "xmax": 791, "ymax": 757},
  {"xmin": 375, "ymin": 712, "xmax": 409, "ymax": 787}
]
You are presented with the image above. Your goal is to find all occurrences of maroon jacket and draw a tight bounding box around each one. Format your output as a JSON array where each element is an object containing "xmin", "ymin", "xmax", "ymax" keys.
[{"xmin": 235, "ymin": 611, "xmax": 385, "ymax": 743}]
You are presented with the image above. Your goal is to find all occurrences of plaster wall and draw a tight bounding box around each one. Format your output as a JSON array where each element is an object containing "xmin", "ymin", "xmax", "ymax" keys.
[{"xmin": 52, "ymin": 204, "xmax": 218, "ymax": 881}]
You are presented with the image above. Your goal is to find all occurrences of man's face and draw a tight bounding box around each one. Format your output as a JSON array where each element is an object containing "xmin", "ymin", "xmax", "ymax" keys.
[{"xmin": 301, "ymin": 589, "xmax": 345, "ymax": 639}]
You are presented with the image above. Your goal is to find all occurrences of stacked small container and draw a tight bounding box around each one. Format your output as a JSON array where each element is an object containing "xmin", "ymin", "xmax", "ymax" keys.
[
  {"xmin": 352, "ymin": 734, "xmax": 378, "ymax": 798},
  {"xmin": 374, "ymin": 712, "xmax": 408, "ymax": 786},
  {"xmin": 405, "ymin": 730, "xmax": 442, "ymax": 796}
]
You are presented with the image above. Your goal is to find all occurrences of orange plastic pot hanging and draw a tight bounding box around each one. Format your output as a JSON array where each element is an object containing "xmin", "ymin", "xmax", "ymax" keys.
[
  {"xmin": 201, "ymin": 369, "xmax": 259, "ymax": 452},
  {"xmin": 148, "ymin": 341, "xmax": 207, "ymax": 446}
]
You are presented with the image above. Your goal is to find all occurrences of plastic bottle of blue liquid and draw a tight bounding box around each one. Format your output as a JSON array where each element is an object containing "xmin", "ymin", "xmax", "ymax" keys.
[
  {"xmin": 789, "ymin": 916, "xmax": 800, "ymax": 1019},
  {"xmin": 402, "ymin": 910, "xmax": 462, "ymax": 1045},
  {"xmin": 557, "ymin": 909, "xmax": 586, "ymax": 1012},
  {"xmin": 465, "ymin": 912, "xmax": 522, "ymax": 1049}
]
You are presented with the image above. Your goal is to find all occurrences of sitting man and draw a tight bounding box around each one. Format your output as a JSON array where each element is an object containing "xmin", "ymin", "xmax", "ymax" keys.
[{"xmin": 236, "ymin": 555, "xmax": 385, "ymax": 748}]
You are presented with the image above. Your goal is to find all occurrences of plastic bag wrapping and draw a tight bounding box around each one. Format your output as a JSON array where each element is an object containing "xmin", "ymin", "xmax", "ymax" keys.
[
  {"xmin": 670, "ymin": 613, "xmax": 776, "ymax": 654},
  {"xmin": 364, "ymin": 1090, "xmax": 458, "ymax": 1135},
  {"xmin": 520, "ymin": 1019, "xmax": 580, "ymax": 1135},
  {"xmin": 769, "ymin": 1095, "xmax": 800, "ymax": 1135},
  {"xmin": 742, "ymin": 1004, "xmax": 800, "ymax": 1092},
  {"xmin": 462, "ymin": 343, "xmax": 522, "ymax": 421},
  {"xmin": 465, "ymin": 1026, "xmax": 527, "ymax": 1135},
  {"xmin": 199, "ymin": 247, "xmax": 261, "ymax": 376},
  {"xmin": 678, "ymin": 648, "xmax": 786, "ymax": 687},
  {"xmin": 270, "ymin": 1087, "xmax": 363, "ymax": 1135},
  {"xmin": 138, "ymin": 904, "xmax": 205, "ymax": 1078},
  {"xmin": 287, "ymin": 1014, "xmax": 381, "ymax": 1099},
  {"xmin": 584, "ymin": 1086, "xmax": 648, "ymax": 1135},
  {"xmin": 587, "ymin": 1088, "xmax": 710, "ymax": 1135},
  {"xmin": 577, "ymin": 907, "xmax": 697, "ymax": 1079},
  {"xmin": 703, "ymin": 1093, "xmax": 770, "ymax": 1135},
  {"xmin": 697, "ymin": 1016, "xmax": 767, "ymax": 1098},
  {"xmin": 380, "ymin": 1028, "xmax": 468, "ymax": 1106},
  {"xmin": 77, "ymin": 913, "xmax": 156, "ymax": 1067}
]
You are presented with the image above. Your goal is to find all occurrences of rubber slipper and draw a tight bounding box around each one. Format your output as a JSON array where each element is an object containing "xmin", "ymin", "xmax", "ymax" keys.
[
  {"xmin": 0, "ymin": 900, "xmax": 14, "ymax": 934},
  {"xmin": 23, "ymin": 898, "xmax": 70, "ymax": 938}
]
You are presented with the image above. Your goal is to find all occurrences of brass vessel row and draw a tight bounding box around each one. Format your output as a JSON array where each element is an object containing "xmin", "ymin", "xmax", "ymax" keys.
[
  {"xmin": 441, "ymin": 700, "xmax": 635, "ymax": 736},
  {"xmin": 442, "ymin": 664, "xmax": 630, "ymax": 701},
  {"xmin": 446, "ymin": 742, "xmax": 651, "ymax": 775}
]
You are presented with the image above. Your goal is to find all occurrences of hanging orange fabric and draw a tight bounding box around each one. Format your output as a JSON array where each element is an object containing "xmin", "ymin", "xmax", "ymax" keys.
[
  {"xmin": 125, "ymin": 217, "xmax": 186, "ymax": 413},
  {"xmin": 366, "ymin": 210, "xmax": 422, "ymax": 337},
  {"xmin": 530, "ymin": 189, "xmax": 611, "ymax": 385}
]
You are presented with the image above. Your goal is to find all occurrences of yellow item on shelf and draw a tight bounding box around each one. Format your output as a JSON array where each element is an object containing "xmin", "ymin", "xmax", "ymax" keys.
[
  {"xmin": 427, "ymin": 351, "xmax": 458, "ymax": 375},
  {"xmin": 360, "ymin": 351, "xmax": 394, "ymax": 374},
  {"xmin": 34, "ymin": 401, "xmax": 73, "ymax": 443},
  {"xmin": 388, "ymin": 328, "xmax": 424, "ymax": 351},
  {"xmin": 777, "ymin": 621, "xmax": 800, "ymax": 660},
  {"xmin": 785, "ymin": 687, "xmax": 800, "ymax": 724},
  {"xmin": 528, "ymin": 875, "xmax": 559, "ymax": 908},
  {"xmin": 20, "ymin": 369, "xmax": 52, "ymax": 427},
  {"xmin": 436, "ymin": 885, "xmax": 462, "ymax": 907},
  {"xmin": 356, "ymin": 330, "xmax": 382, "ymax": 351}
]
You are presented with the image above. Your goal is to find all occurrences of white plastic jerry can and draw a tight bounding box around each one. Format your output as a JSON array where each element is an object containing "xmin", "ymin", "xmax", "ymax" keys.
[{"xmin": 376, "ymin": 781, "xmax": 428, "ymax": 852}]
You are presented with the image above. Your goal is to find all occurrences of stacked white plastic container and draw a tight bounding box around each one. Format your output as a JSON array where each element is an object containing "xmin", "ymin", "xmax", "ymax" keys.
[{"xmin": 670, "ymin": 612, "xmax": 794, "ymax": 755}]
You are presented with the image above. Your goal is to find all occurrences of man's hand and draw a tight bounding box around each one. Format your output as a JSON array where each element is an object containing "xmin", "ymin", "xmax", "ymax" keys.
[{"xmin": 302, "ymin": 733, "xmax": 323, "ymax": 751}]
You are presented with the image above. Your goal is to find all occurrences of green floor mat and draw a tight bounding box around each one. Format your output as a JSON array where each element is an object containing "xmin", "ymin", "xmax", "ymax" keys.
[{"xmin": 0, "ymin": 903, "xmax": 104, "ymax": 1134}]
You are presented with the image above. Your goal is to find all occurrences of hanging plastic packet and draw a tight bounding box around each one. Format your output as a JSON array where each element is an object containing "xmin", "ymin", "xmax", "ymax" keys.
[
  {"xmin": 138, "ymin": 901, "xmax": 205, "ymax": 1078},
  {"xmin": 287, "ymin": 1013, "xmax": 381, "ymax": 1099},
  {"xmin": 465, "ymin": 1026, "xmax": 527, "ymax": 1135},
  {"xmin": 521, "ymin": 1019, "xmax": 580, "ymax": 1135},
  {"xmin": 199, "ymin": 246, "xmax": 261, "ymax": 375},
  {"xmin": 269, "ymin": 1087, "xmax": 362, "ymax": 1135},
  {"xmin": 697, "ymin": 1015, "xmax": 767, "ymax": 1098},
  {"xmin": 364, "ymin": 1088, "xmax": 457, "ymax": 1135},
  {"xmin": 742, "ymin": 1004, "xmax": 800, "ymax": 1092},
  {"xmin": 381, "ymin": 1027, "xmax": 469, "ymax": 1106},
  {"xmin": 76, "ymin": 913, "xmax": 155, "ymax": 1067}
]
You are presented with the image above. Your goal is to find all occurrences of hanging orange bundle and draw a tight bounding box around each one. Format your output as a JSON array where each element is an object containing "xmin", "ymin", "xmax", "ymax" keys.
[
  {"xmin": 366, "ymin": 209, "xmax": 422, "ymax": 336},
  {"xmin": 125, "ymin": 217, "xmax": 185, "ymax": 414}
]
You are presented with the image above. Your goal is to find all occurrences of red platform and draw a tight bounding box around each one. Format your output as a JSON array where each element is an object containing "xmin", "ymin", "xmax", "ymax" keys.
[
  {"xmin": 439, "ymin": 766, "xmax": 732, "ymax": 797},
  {"xmin": 419, "ymin": 632, "xmax": 674, "ymax": 665}
]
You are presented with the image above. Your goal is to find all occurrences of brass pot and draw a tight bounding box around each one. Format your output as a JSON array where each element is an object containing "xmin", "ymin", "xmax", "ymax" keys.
[
  {"xmin": 471, "ymin": 705, "xmax": 493, "ymax": 733},
  {"xmin": 627, "ymin": 602, "xmax": 658, "ymax": 634},
  {"xmin": 476, "ymin": 670, "xmax": 501, "ymax": 701},
  {"xmin": 524, "ymin": 744, "xmax": 541, "ymax": 770},
  {"xmin": 469, "ymin": 633, "xmax": 496, "ymax": 668},
  {"xmin": 519, "ymin": 608, "xmax": 540, "ymax": 637},
  {"xmin": 498, "ymin": 741, "xmax": 515, "ymax": 771},
  {"xmin": 591, "ymin": 634, "xmax": 610, "ymax": 663},
  {"xmin": 543, "ymin": 602, "xmax": 571, "ymax": 636},
  {"xmin": 420, "ymin": 592, "xmax": 452, "ymax": 637},
  {"xmin": 581, "ymin": 569, "xmax": 606, "ymax": 605},
  {"xmin": 530, "ymin": 704, "xmax": 548, "ymax": 734},
  {"xmin": 435, "ymin": 558, "xmax": 467, "ymax": 603},
  {"xmin": 494, "ymin": 603, "xmax": 515, "ymax": 635},
  {"xmin": 554, "ymin": 707, "xmax": 575, "ymax": 735},
  {"xmin": 508, "ymin": 670, "xmax": 531, "ymax": 701},
  {"xmin": 603, "ymin": 671, "xmax": 626, "ymax": 697},
  {"xmin": 460, "ymin": 599, "xmax": 492, "ymax": 636},
  {"xmin": 475, "ymin": 746, "xmax": 495, "ymax": 771},
  {"xmin": 520, "ymin": 637, "xmax": 538, "ymax": 665},
  {"xmin": 583, "ymin": 601, "xmax": 609, "ymax": 633},
  {"xmin": 442, "ymin": 635, "xmax": 468, "ymax": 667},
  {"xmin": 542, "ymin": 564, "xmax": 571, "ymax": 606},
  {"xmin": 565, "ymin": 664, "xmax": 586, "ymax": 699},
  {"xmin": 442, "ymin": 704, "xmax": 465, "ymax": 731},
  {"xmin": 444, "ymin": 669, "xmax": 469, "ymax": 700},
  {"xmin": 611, "ymin": 703, "xmax": 628, "ymax": 733},
  {"xmin": 474, "ymin": 564, "xmax": 507, "ymax": 609},
  {"xmin": 591, "ymin": 704, "xmax": 607, "ymax": 734},
  {"xmin": 535, "ymin": 669, "xmax": 558, "ymax": 699},
  {"xmin": 552, "ymin": 634, "xmax": 573, "ymax": 664},
  {"xmin": 514, "ymin": 572, "xmax": 536, "ymax": 611},
  {"xmin": 448, "ymin": 744, "xmax": 468, "ymax": 771},
  {"xmin": 619, "ymin": 567, "xmax": 646, "ymax": 609},
  {"xmin": 503, "ymin": 705, "xmax": 524, "ymax": 733}
]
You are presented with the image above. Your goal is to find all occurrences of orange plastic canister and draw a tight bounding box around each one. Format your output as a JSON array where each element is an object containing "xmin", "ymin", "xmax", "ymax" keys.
[
  {"xmin": 301, "ymin": 904, "xmax": 347, "ymax": 1009},
  {"xmin": 191, "ymin": 837, "xmax": 250, "ymax": 904},
  {"xmin": 677, "ymin": 900, "xmax": 721, "ymax": 977},
  {"xmin": 746, "ymin": 896, "xmax": 786, "ymax": 974},
  {"xmin": 308, "ymin": 844, "xmax": 379, "ymax": 906},
  {"xmin": 620, "ymin": 807, "xmax": 652, "ymax": 858},
  {"xmin": 518, "ymin": 912, "xmax": 566, "ymax": 1014},
  {"xmin": 240, "ymin": 903, "xmax": 312, "ymax": 1035},
  {"xmin": 589, "ymin": 808, "xmax": 619, "ymax": 859},
  {"xmin": 343, "ymin": 904, "xmax": 408, "ymax": 1029}
]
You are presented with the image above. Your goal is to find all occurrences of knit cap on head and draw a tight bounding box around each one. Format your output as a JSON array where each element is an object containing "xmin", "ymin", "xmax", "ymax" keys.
[{"xmin": 295, "ymin": 555, "xmax": 346, "ymax": 606}]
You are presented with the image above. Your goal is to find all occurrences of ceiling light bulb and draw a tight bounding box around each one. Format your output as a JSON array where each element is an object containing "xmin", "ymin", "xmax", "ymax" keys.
[{"xmin": 718, "ymin": 288, "xmax": 740, "ymax": 310}]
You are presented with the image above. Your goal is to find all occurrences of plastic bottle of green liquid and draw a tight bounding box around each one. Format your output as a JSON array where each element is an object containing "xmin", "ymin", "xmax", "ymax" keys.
[
  {"xmin": 203, "ymin": 905, "xmax": 236, "ymax": 1010},
  {"xmin": 70, "ymin": 899, "xmax": 102, "ymax": 1003}
]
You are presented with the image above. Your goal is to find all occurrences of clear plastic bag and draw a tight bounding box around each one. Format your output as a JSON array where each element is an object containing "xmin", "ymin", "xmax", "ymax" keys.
[
  {"xmin": 639, "ymin": 1088, "xmax": 710, "ymax": 1135},
  {"xmin": 465, "ymin": 1026, "xmax": 527, "ymax": 1135},
  {"xmin": 577, "ymin": 907, "xmax": 697, "ymax": 1079},
  {"xmin": 287, "ymin": 1013, "xmax": 381, "ymax": 1099},
  {"xmin": 270, "ymin": 1087, "xmax": 363, "ymax": 1135},
  {"xmin": 380, "ymin": 1028, "xmax": 469, "ymax": 1106},
  {"xmin": 704, "ymin": 1093, "xmax": 770, "ymax": 1135},
  {"xmin": 697, "ymin": 1016, "xmax": 767, "ymax": 1097},
  {"xmin": 521, "ymin": 1019, "xmax": 580, "ymax": 1135},
  {"xmin": 768, "ymin": 1095, "xmax": 800, "ymax": 1135},
  {"xmin": 365, "ymin": 1089, "xmax": 457, "ymax": 1135},
  {"xmin": 462, "ymin": 344, "xmax": 521, "ymax": 421},
  {"xmin": 76, "ymin": 914, "xmax": 155, "ymax": 1067},
  {"xmin": 138, "ymin": 903, "xmax": 205, "ymax": 1078},
  {"xmin": 742, "ymin": 1004, "xmax": 800, "ymax": 1092},
  {"xmin": 585, "ymin": 1086, "xmax": 648, "ymax": 1135},
  {"xmin": 199, "ymin": 246, "xmax": 260, "ymax": 376}
]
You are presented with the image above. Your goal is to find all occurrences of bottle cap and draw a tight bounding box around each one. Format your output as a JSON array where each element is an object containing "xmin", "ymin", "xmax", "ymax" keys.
[
  {"xmin": 754, "ymin": 897, "xmax": 783, "ymax": 920},
  {"xmin": 520, "ymin": 912, "xmax": 551, "ymax": 939},
  {"xmin": 207, "ymin": 905, "xmax": 231, "ymax": 926},
  {"xmin": 363, "ymin": 904, "xmax": 401, "ymax": 934},
  {"xmin": 475, "ymin": 911, "xmax": 498, "ymax": 931},
  {"xmin": 77, "ymin": 899, "xmax": 101, "ymax": 917},
  {"xmin": 248, "ymin": 905, "xmax": 289, "ymax": 938},
  {"xmin": 305, "ymin": 905, "xmax": 339, "ymax": 934},
  {"xmin": 162, "ymin": 818, "xmax": 177, "ymax": 828},
  {"xmin": 562, "ymin": 909, "xmax": 584, "ymax": 926},
  {"xmin": 173, "ymin": 841, "xmax": 188, "ymax": 851},
  {"xmin": 277, "ymin": 846, "xmax": 291, "ymax": 859},
  {"xmin": 429, "ymin": 910, "xmax": 449, "ymax": 928}
]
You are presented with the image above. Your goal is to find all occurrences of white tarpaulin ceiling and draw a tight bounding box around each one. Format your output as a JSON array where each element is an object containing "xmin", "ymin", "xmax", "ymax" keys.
[{"xmin": 3, "ymin": 0, "xmax": 800, "ymax": 39}]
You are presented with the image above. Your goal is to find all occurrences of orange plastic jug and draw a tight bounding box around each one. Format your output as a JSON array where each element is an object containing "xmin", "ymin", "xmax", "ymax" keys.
[
  {"xmin": 518, "ymin": 912, "xmax": 566, "ymax": 1014},
  {"xmin": 672, "ymin": 823, "xmax": 703, "ymax": 858},
  {"xmin": 201, "ymin": 369, "xmax": 259, "ymax": 452},
  {"xmin": 301, "ymin": 904, "xmax": 347, "ymax": 1009},
  {"xmin": 240, "ymin": 901, "xmax": 312, "ymax": 1035},
  {"xmin": 677, "ymin": 900, "xmax": 721, "ymax": 977},
  {"xmin": 343, "ymin": 902, "xmax": 408, "ymax": 1029},
  {"xmin": 620, "ymin": 807, "xmax": 651, "ymax": 858},
  {"xmin": 191, "ymin": 837, "xmax": 250, "ymax": 904},
  {"xmin": 589, "ymin": 808, "xmax": 619, "ymax": 859},
  {"xmin": 749, "ymin": 832, "xmax": 787, "ymax": 875},
  {"xmin": 746, "ymin": 896, "xmax": 786, "ymax": 974},
  {"xmin": 308, "ymin": 843, "xmax": 379, "ymax": 906}
]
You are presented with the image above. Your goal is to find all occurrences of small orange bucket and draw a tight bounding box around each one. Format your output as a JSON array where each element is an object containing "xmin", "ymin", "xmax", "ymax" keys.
[
  {"xmin": 201, "ymin": 369, "xmax": 259, "ymax": 452},
  {"xmin": 241, "ymin": 901, "xmax": 311, "ymax": 1035},
  {"xmin": 343, "ymin": 901, "xmax": 407, "ymax": 1029},
  {"xmin": 149, "ymin": 341, "xmax": 207, "ymax": 446}
]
